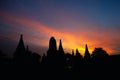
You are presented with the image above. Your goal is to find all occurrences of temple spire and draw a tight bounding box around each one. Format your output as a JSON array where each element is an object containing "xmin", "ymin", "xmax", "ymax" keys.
[
  {"xmin": 48, "ymin": 36, "xmax": 57, "ymax": 52},
  {"xmin": 76, "ymin": 48, "xmax": 82, "ymax": 57},
  {"xmin": 72, "ymin": 49, "xmax": 74, "ymax": 56},
  {"xmin": 17, "ymin": 34, "xmax": 25, "ymax": 52},
  {"xmin": 14, "ymin": 34, "xmax": 25, "ymax": 57},
  {"xmin": 85, "ymin": 44, "xmax": 89, "ymax": 54},
  {"xmin": 76, "ymin": 48, "xmax": 79, "ymax": 54},
  {"xmin": 47, "ymin": 36, "xmax": 57, "ymax": 58},
  {"xmin": 58, "ymin": 39, "xmax": 64, "ymax": 54},
  {"xmin": 84, "ymin": 44, "xmax": 91, "ymax": 63}
]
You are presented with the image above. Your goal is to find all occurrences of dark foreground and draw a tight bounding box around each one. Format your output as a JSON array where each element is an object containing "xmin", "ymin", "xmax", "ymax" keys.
[{"xmin": 0, "ymin": 56, "xmax": 120, "ymax": 80}]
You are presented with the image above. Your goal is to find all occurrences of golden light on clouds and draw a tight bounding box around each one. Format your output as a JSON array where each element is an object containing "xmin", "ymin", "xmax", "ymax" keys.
[{"xmin": 1, "ymin": 11, "xmax": 120, "ymax": 55}]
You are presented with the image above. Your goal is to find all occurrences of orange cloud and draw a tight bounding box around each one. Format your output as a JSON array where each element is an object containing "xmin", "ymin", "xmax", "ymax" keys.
[{"xmin": 0, "ymin": 11, "xmax": 120, "ymax": 55}]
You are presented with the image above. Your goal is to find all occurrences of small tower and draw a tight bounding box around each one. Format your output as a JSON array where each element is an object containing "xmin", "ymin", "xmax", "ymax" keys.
[
  {"xmin": 75, "ymin": 48, "xmax": 82, "ymax": 58},
  {"xmin": 48, "ymin": 36, "xmax": 57, "ymax": 52},
  {"xmin": 84, "ymin": 44, "xmax": 91, "ymax": 63},
  {"xmin": 13, "ymin": 34, "xmax": 26, "ymax": 63},
  {"xmin": 47, "ymin": 36, "xmax": 57, "ymax": 58},
  {"xmin": 75, "ymin": 48, "xmax": 83, "ymax": 66},
  {"xmin": 76, "ymin": 49, "xmax": 79, "ymax": 56},
  {"xmin": 72, "ymin": 49, "xmax": 74, "ymax": 56},
  {"xmin": 16, "ymin": 35, "xmax": 25, "ymax": 52},
  {"xmin": 14, "ymin": 34, "xmax": 25, "ymax": 57},
  {"xmin": 58, "ymin": 39, "xmax": 64, "ymax": 54}
]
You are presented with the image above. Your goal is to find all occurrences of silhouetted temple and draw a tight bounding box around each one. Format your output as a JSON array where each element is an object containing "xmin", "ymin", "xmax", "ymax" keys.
[
  {"xmin": 74, "ymin": 49, "xmax": 84, "ymax": 68},
  {"xmin": 13, "ymin": 34, "xmax": 41, "ymax": 64},
  {"xmin": 75, "ymin": 49, "xmax": 83, "ymax": 63},
  {"xmin": 1, "ymin": 34, "xmax": 120, "ymax": 79},
  {"xmin": 46, "ymin": 37, "xmax": 65, "ymax": 69},
  {"xmin": 84, "ymin": 44, "xmax": 91, "ymax": 63},
  {"xmin": 47, "ymin": 36, "xmax": 57, "ymax": 57},
  {"xmin": 14, "ymin": 34, "xmax": 26, "ymax": 60},
  {"xmin": 58, "ymin": 39, "xmax": 64, "ymax": 54},
  {"xmin": 57, "ymin": 39, "xmax": 66, "ymax": 68}
]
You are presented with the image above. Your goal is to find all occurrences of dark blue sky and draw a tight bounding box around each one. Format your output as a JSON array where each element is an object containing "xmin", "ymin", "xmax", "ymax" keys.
[{"xmin": 1, "ymin": 0, "xmax": 120, "ymax": 26}]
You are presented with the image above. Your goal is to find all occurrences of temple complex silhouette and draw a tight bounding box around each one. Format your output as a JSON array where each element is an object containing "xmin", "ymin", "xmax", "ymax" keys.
[{"xmin": 0, "ymin": 34, "xmax": 120, "ymax": 79}]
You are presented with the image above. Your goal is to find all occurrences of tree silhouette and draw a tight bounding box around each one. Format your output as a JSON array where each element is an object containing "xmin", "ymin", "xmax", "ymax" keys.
[
  {"xmin": 91, "ymin": 48, "xmax": 109, "ymax": 58},
  {"xmin": 91, "ymin": 48, "xmax": 109, "ymax": 64}
]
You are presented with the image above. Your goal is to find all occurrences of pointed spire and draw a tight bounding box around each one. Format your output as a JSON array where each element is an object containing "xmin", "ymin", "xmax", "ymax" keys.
[
  {"xmin": 14, "ymin": 34, "xmax": 26, "ymax": 59},
  {"xmin": 76, "ymin": 48, "xmax": 81, "ymax": 56},
  {"xmin": 75, "ymin": 48, "xmax": 83, "ymax": 63},
  {"xmin": 72, "ymin": 49, "xmax": 74, "ymax": 56},
  {"xmin": 15, "ymin": 34, "xmax": 25, "ymax": 53},
  {"xmin": 76, "ymin": 48, "xmax": 79, "ymax": 54},
  {"xmin": 85, "ymin": 44, "xmax": 89, "ymax": 55},
  {"xmin": 84, "ymin": 44, "xmax": 91, "ymax": 62},
  {"xmin": 58, "ymin": 39, "xmax": 64, "ymax": 54}
]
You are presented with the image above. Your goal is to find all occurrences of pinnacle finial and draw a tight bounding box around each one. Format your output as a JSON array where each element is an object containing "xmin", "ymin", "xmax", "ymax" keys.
[
  {"xmin": 20, "ymin": 34, "xmax": 23, "ymax": 38},
  {"xmin": 58, "ymin": 39, "xmax": 64, "ymax": 54}
]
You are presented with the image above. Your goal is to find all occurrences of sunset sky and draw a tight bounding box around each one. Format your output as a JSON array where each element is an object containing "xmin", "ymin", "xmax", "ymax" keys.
[{"xmin": 0, "ymin": 0, "xmax": 120, "ymax": 57}]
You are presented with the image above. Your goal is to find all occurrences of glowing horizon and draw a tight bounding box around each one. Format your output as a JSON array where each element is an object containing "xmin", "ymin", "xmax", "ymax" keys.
[{"xmin": 0, "ymin": 11, "xmax": 119, "ymax": 56}]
